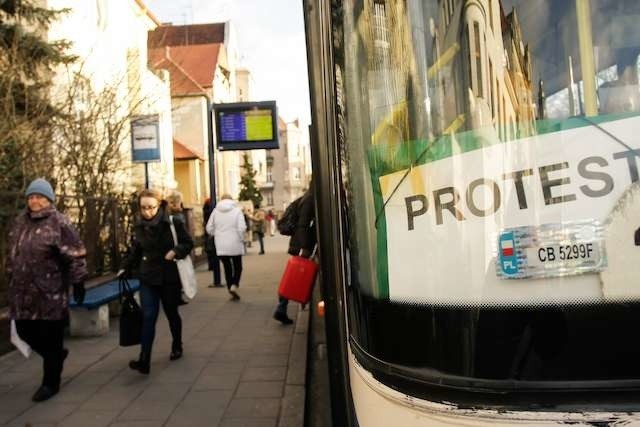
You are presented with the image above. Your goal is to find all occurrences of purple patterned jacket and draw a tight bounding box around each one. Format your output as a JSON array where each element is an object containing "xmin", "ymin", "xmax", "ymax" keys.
[{"xmin": 8, "ymin": 206, "xmax": 88, "ymax": 320}]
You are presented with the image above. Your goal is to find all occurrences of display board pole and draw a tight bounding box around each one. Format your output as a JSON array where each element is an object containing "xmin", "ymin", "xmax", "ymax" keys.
[
  {"xmin": 144, "ymin": 162, "xmax": 149, "ymax": 189},
  {"xmin": 207, "ymin": 101, "xmax": 218, "ymax": 207}
]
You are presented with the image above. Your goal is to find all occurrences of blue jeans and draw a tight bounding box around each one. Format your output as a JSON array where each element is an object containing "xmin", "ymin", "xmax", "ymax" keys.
[{"xmin": 140, "ymin": 284, "xmax": 182, "ymax": 356}]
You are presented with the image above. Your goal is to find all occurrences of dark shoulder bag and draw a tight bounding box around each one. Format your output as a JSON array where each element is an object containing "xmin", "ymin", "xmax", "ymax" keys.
[
  {"xmin": 119, "ymin": 278, "xmax": 142, "ymax": 347},
  {"xmin": 277, "ymin": 197, "xmax": 301, "ymax": 236}
]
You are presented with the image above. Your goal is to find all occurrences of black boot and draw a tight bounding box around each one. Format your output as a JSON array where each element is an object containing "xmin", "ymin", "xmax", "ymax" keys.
[
  {"xmin": 129, "ymin": 352, "xmax": 150, "ymax": 374},
  {"xmin": 170, "ymin": 343, "xmax": 183, "ymax": 361},
  {"xmin": 32, "ymin": 384, "xmax": 59, "ymax": 402},
  {"xmin": 273, "ymin": 311, "xmax": 293, "ymax": 325}
]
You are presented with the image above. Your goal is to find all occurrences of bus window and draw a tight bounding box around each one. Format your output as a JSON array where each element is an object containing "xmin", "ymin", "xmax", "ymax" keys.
[{"xmin": 332, "ymin": 0, "xmax": 640, "ymax": 404}]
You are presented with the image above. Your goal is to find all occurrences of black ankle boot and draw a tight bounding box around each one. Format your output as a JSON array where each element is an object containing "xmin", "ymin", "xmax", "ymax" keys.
[
  {"xmin": 170, "ymin": 344, "xmax": 183, "ymax": 361},
  {"xmin": 31, "ymin": 384, "xmax": 59, "ymax": 402},
  {"xmin": 129, "ymin": 352, "xmax": 150, "ymax": 374}
]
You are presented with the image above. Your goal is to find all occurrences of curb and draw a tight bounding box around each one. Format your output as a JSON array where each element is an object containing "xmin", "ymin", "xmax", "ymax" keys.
[{"xmin": 279, "ymin": 307, "xmax": 309, "ymax": 427}]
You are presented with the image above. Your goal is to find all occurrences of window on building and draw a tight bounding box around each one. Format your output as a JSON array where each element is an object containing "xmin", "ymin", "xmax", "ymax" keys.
[
  {"xmin": 293, "ymin": 167, "xmax": 301, "ymax": 182},
  {"xmin": 444, "ymin": 0, "xmax": 450, "ymax": 26},
  {"xmin": 488, "ymin": 0, "xmax": 493, "ymax": 31},
  {"xmin": 474, "ymin": 21, "xmax": 483, "ymax": 98},
  {"xmin": 489, "ymin": 59, "xmax": 495, "ymax": 118},
  {"xmin": 266, "ymin": 192, "xmax": 273, "ymax": 206},
  {"xmin": 373, "ymin": 0, "xmax": 390, "ymax": 72},
  {"xmin": 501, "ymin": 96, "xmax": 506, "ymax": 140},
  {"xmin": 96, "ymin": 0, "xmax": 108, "ymax": 30},
  {"xmin": 267, "ymin": 167, "xmax": 273, "ymax": 182}
]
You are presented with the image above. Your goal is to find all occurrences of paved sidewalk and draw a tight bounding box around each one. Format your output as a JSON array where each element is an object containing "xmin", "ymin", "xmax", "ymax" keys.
[{"xmin": 0, "ymin": 235, "xmax": 306, "ymax": 427}]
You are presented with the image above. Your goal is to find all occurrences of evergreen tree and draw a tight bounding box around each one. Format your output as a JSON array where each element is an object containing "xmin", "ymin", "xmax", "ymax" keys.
[
  {"xmin": 0, "ymin": 0, "xmax": 74, "ymax": 306},
  {"xmin": 0, "ymin": 0, "xmax": 74, "ymax": 193},
  {"xmin": 238, "ymin": 152, "xmax": 263, "ymax": 207}
]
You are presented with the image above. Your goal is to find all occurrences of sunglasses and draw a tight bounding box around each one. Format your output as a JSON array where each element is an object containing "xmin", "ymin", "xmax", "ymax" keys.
[{"xmin": 140, "ymin": 205, "xmax": 159, "ymax": 211}]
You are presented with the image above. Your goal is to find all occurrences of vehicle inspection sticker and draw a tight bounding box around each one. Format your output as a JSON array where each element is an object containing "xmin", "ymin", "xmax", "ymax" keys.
[{"xmin": 496, "ymin": 220, "xmax": 607, "ymax": 279}]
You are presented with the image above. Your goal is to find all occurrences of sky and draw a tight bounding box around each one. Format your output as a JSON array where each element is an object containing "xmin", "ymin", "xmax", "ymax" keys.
[{"xmin": 145, "ymin": 0, "xmax": 311, "ymax": 125}]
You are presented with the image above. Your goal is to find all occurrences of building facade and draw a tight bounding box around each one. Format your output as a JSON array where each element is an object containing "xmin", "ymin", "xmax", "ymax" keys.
[
  {"xmin": 269, "ymin": 118, "xmax": 312, "ymax": 211},
  {"xmin": 435, "ymin": 0, "xmax": 536, "ymax": 141},
  {"xmin": 46, "ymin": 0, "xmax": 176, "ymax": 192},
  {"xmin": 148, "ymin": 22, "xmax": 243, "ymax": 204}
]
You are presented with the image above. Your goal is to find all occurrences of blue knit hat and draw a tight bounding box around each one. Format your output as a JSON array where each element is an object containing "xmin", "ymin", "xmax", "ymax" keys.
[{"xmin": 25, "ymin": 178, "xmax": 56, "ymax": 203}]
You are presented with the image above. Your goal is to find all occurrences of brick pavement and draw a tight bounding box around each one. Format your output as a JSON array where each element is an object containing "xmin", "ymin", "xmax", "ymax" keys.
[{"xmin": 0, "ymin": 234, "xmax": 306, "ymax": 427}]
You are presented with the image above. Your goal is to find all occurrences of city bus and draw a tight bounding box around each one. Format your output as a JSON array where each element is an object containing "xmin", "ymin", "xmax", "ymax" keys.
[{"xmin": 304, "ymin": 0, "xmax": 640, "ymax": 425}]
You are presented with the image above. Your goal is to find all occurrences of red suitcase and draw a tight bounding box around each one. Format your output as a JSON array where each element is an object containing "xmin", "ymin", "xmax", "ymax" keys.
[{"xmin": 278, "ymin": 255, "xmax": 319, "ymax": 304}]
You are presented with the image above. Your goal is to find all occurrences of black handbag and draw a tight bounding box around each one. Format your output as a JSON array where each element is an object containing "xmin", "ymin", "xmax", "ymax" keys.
[{"xmin": 119, "ymin": 278, "xmax": 142, "ymax": 347}]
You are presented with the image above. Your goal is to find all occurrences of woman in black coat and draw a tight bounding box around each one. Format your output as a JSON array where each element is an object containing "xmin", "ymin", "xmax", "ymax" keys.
[
  {"xmin": 119, "ymin": 189, "xmax": 193, "ymax": 374},
  {"xmin": 273, "ymin": 186, "xmax": 316, "ymax": 324}
]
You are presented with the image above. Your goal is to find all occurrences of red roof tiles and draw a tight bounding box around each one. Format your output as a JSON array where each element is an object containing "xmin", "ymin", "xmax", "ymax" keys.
[
  {"xmin": 148, "ymin": 23, "xmax": 225, "ymax": 47},
  {"xmin": 148, "ymin": 23, "xmax": 226, "ymax": 95}
]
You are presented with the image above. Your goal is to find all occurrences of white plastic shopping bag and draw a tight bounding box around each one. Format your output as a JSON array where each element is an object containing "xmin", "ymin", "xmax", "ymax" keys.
[
  {"xmin": 10, "ymin": 319, "xmax": 31, "ymax": 358},
  {"xmin": 169, "ymin": 216, "xmax": 198, "ymax": 299}
]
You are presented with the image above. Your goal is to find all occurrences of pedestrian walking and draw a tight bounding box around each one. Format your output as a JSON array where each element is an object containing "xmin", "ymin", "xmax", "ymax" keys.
[
  {"xmin": 166, "ymin": 190, "xmax": 190, "ymax": 305},
  {"xmin": 119, "ymin": 188, "xmax": 194, "ymax": 374},
  {"xmin": 266, "ymin": 209, "xmax": 276, "ymax": 236},
  {"xmin": 252, "ymin": 207, "xmax": 267, "ymax": 254},
  {"xmin": 206, "ymin": 194, "xmax": 247, "ymax": 301},
  {"xmin": 274, "ymin": 185, "xmax": 317, "ymax": 324},
  {"xmin": 166, "ymin": 190, "xmax": 185, "ymax": 222},
  {"xmin": 242, "ymin": 207, "xmax": 252, "ymax": 248},
  {"xmin": 203, "ymin": 197, "xmax": 222, "ymax": 287},
  {"xmin": 8, "ymin": 178, "xmax": 88, "ymax": 402}
]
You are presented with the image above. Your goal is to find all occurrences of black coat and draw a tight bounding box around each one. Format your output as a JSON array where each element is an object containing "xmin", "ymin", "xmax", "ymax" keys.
[
  {"xmin": 288, "ymin": 190, "xmax": 316, "ymax": 256},
  {"xmin": 122, "ymin": 204, "xmax": 194, "ymax": 288}
]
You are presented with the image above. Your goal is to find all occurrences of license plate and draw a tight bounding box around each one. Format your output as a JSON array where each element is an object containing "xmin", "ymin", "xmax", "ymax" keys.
[
  {"xmin": 496, "ymin": 221, "xmax": 607, "ymax": 279},
  {"xmin": 525, "ymin": 242, "xmax": 601, "ymax": 269}
]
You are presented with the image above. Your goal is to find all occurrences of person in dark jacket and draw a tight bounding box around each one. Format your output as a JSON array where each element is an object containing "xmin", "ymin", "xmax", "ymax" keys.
[
  {"xmin": 251, "ymin": 207, "xmax": 266, "ymax": 255},
  {"xmin": 273, "ymin": 185, "xmax": 317, "ymax": 324},
  {"xmin": 166, "ymin": 190, "xmax": 191, "ymax": 305},
  {"xmin": 119, "ymin": 188, "xmax": 194, "ymax": 374},
  {"xmin": 166, "ymin": 190, "xmax": 186, "ymax": 223},
  {"xmin": 8, "ymin": 178, "xmax": 88, "ymax": 402}
]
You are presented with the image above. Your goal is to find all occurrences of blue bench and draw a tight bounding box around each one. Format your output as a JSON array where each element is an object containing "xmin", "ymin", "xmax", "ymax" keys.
[
  {"xmin": 70, "ymin": 279, "xmax": 140, "ymax": 309},
  {"xmin": 69, "ymin": 279, "xmax": 140, "ymax": 336}
]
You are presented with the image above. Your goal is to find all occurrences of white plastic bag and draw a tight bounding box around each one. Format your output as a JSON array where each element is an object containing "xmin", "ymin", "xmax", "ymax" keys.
[
  {"xmin": 10, "ymin": 319, "xmax": 31, "ymax": 358},
  {"xmin": 169, "ymin": 216, "xmax": 198, "ymax": 299},
  {"xmin": 176, "ymin": 256, "xmax": 197, "ymax": 299}
]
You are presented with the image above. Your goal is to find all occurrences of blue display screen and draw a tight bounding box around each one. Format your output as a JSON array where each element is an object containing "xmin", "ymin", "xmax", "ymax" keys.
[
  {"xmin": 213, "ymin": 101, "xmax": 279, "ymax": 151},
  {"xmin": 219, "ymin": 112, "xmax": 246, "ymax": 142}
]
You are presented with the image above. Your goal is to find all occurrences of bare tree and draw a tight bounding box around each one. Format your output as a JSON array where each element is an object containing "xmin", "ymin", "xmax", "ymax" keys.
[{"xmin": 52, "ymin": 61, "xmax": 169, "ymax": 274}]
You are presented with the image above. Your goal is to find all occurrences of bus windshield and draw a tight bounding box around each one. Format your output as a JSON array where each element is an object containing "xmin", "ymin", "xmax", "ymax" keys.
[{"xmin": 334, "ymin": 0, "xmax": 640, "ymax": 400}]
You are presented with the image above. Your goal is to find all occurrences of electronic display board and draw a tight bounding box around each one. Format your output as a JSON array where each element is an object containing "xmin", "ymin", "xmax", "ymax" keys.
[{"xmin": 213, "ymin": 101, "xmax": 279, "ymax": 151}]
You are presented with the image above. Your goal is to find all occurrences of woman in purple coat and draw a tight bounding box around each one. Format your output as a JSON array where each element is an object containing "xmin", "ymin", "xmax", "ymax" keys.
[{"xmin": 8, "ymin": 178, "xmax": 88, "ymax": 402}]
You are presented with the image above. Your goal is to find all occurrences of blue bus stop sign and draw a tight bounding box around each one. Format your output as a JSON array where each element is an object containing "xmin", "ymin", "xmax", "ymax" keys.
[{"xmin": 131, "ymin": 114, "xmax": 161, "ymax": 163}]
